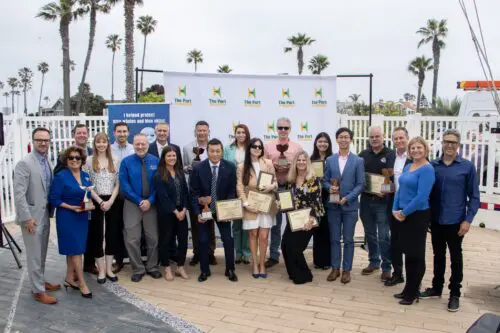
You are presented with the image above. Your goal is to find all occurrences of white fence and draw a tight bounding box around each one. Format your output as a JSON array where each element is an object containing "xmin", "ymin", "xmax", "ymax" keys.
[{"xmin": 1, "ymin": 113, "xmax": 499, "ymax": 223}]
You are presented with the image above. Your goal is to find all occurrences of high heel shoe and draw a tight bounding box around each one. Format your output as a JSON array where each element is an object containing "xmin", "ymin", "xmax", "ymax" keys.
[
  {"xmin": 106, "ymin": 274, "xmax": 118, "ymax": 282},
  {"xmin": 79, "ymin": 286, "xmax": 92, "ymax": 299},
  {"xmin": 399, "ymin": 297, "xmax": 419, "ymax": 305},
  {"xmin": 63, "ymin": 280, "xmax": 79, "ymax": 291}
]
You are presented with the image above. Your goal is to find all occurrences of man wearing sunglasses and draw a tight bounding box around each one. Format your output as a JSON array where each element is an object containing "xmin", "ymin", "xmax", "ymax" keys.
[
  {"xmin": 264, "ymin": 117, "xmax": 303, "ymax": 268},
  {"xmin": 420, "ymin": 129, "xmax": 480, "ymax": 312}
]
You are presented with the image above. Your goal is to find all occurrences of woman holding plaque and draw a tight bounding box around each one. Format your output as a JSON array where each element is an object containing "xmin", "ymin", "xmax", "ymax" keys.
[
  {"xmin": 281, "ymin": 151, "xmax": 325, "ymax": 284},
  {"xmin": 154, "ymin": 146, "xmax": 190, "ymax": 280},
  {"xmin": 49, "ymin": 146, "xmax": 94, "ymax": 298},
  {"xmin": 224, "ymin": 124, "xmax": 252, "ymax": 265},
  {"xmin": 237, "ymin": 138, "xmax": 278, "ymax": 278},
  {"xmin": 310, "ymin": 132, "xmax": 333, "ymax": 270},
  {"xmin": 392, "ymin": 137, "xmax": 435, "ymax": 305}
]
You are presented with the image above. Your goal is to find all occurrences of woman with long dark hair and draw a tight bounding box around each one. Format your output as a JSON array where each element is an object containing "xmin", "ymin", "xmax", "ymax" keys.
[
  {"xmin": 224, "ymin": 124, "xmax": 251, "ymax": 264},
  {"xmin": 236, "ymin": 137, "xmax": 278, "ymax": 278},
  {"xmin": 310, "ymin": 132, "xmax": 333, "ymax": 270},
  {"xmin": 154, "ymin": 146, "xmax": 190, "ymax": 280}
]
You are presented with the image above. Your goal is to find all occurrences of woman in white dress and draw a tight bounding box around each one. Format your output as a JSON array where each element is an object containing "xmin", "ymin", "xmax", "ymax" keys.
[{"xmin": 236, "ymin": 138, "xmax": 278, "ymax": 278}]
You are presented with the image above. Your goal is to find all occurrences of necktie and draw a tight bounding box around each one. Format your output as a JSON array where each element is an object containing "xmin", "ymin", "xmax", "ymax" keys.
[
  {"xmin": 210, "ymin": 165, "xmax": 218, "ymax": 214},
  {"xmin": 142, "ymin": 158, "xmax": 150, "ymax": 198},
  {"xmin": 40, "ymin": 157, "xmax": 50, "ymax": 190}
]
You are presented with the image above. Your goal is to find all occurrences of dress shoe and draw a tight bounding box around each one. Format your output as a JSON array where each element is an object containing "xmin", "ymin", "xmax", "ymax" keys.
[
  {"xmin": 189, "ymin": 255, "xmax": 199, "ymax": 266},
  {"xmin": 106, "ymin": 274, "xmax": 119, "ymax": 282},
  {"xmin": 380, "ymin": 271, "xmax": 392, "ymax": 282},
  {"xmin": 112, "ymin": 261, "xmax": 124, "ymax": 274},
  {"xmin": 264, "ymin": 258, "xmax": 279, "ymax": 269},
  {"xmin": 361, "ymin": 266, "xmax": 380, "ymax": 275},
  {"xmin": 44, "ymin": 282, "xmax": 61, "ymax": 292},
  {"xmin": 33, "ymin": 292, "xmax": 57, "ymax": 305},
  {"xmin": 131, "ymin": 273, "xmax": 145, "ymax": 282},
  {"xmin": 384, "ymin": 274, "xmax": 404, "ymax": 287},
  {"xmin": 147, "ymin": 271, "xmax": 162, "ymax": 279},
  {"xmin": 326, "ymin": 269, "xmax": 340, "ymax": 282},
  {"xmin": 225, "ymin": 269, "xmax": 238, "ymax": 282},
  {"xmin": 198, "ymin": 272, "xmax": 209, "ymax": 282},
  {"xmin": 393, "ymin": 292, "xmax": 405, "ymax": 299},
  {"xmin": 399, "ymin": 297, "xmax": 419, "ymax": 305},
  {"xmin": 209, "ymin": 254, "xmax": 218, "ymax": 265},
  {"xmin": 340, "ymin": 271, "xmax": 351, "ymax": 284}
]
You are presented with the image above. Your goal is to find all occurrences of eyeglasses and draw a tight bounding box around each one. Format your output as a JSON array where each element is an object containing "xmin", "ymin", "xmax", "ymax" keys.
[
  {"xmin": 442, "ymin": 140, "xmax": 460, "ymax": 146},
  {"xmin": 33, "ymin": 139, "xmax": 50, "ymax": 144},
  {"xmin": 277, "ymin": 126, "xmax": 290, "ymax": 131},
  {"xmin": 250, "ymin": 144, "xmax": 263, "ymax": 150},
  {"xmin": 67, "ymin": 156, "xmax": 82, "ymax": 161}
]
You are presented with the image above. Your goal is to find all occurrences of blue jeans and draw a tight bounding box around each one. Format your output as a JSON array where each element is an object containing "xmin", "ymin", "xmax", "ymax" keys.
[
  {"xmin": 328, "ymin": 208, "xmax": 358, "ymax": 272},
  {"xmin": 360, "ymin": 198, "xmax": 392, "ymax": 272},
  {"xmin": 269, "ymin": 212, "xmax": 283, "ymax": 261}
]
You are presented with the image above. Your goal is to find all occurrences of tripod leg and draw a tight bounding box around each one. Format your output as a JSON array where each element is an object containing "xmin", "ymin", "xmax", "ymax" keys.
[
  {"xmin": 3, "ymin": 225, "xmax": 22, "ymax": 253},
  {"xmin": 2, "ymin": 225, "xmax": 22, "ymax": 269}
]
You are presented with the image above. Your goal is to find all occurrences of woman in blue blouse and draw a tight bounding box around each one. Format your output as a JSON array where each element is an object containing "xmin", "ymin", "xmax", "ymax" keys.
[
  {"xmin": 392, "ymin": 137, "xmax": 435, "ymax": 305},
  {"xmin": 49, "ymin": 146, "xmax": 94, "ymax": 298}
]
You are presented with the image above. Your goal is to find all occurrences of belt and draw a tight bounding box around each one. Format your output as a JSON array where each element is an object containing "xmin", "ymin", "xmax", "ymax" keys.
[{"xmin": 362, "ymin": 193, "xmax": 386, "ymax": 201}]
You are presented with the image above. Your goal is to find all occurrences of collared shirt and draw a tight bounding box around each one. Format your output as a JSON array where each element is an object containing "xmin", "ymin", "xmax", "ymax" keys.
[
  {"xmin": 264, "ymin": 139, "xmax": 303, "ymax": 185},
  {"xmin": 430, "ymin": 156, "xmax": 480, "ymax": 225},
  {"xmin": 33, "ymin": 150, "xmax": 52, "ymax": 190},
  {"xmin": 359, "ymin": 146, "xmax": 396, "ymax": 175},
  {"xmin": 338, "ymin": 153, "xmax": 349, "ymax": 176},
  {"xmin": 119, "ymin": 153, "xmax": 159, "ymax": 206},
  {"xmin": 393, "ymin": 150, "xmax": 408, "ymax": 191},
  {"xmin": 111, "ymin": 142, "xmax": 134, "ymax": 163},
  {"xmin": 156, "ymin": 141, "xmax": 168, "ymax": 155}
]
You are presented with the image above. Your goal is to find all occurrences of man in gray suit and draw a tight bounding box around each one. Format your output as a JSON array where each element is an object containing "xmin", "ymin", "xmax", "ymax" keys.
[{"xmin": 14, "ymin": 127, "xmax": 61, "ymax": 304}]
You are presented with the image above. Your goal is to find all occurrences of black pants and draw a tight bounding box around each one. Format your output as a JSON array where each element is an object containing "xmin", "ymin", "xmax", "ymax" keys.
[
  {"xmin": 399, "ymin": 209, "xmax": 429, "ymax": 300},
  {"xmin": 158, "ymin": 210, "xmax": 188, "ymax": 267},
  {"xmin": 313, "ymin": 213, "xmax": 331, "ymax": 268},
  {"xmin": 390, "ymin": 215, "xmax": 404, "ymax": 277},
  {"xmin": 281, "ymin": 225, "xmax": 313, "ymax": 284},
  {"xmin": 113, "ymin": 197, "xmax": 128, "ymax": 263},
  {"xmin": 431, "ymin": 222, "xmax": 464, "ymax": 297},
  {"xmin": 189, "ymin": 210, "xmax": 216, "ymax": 256},
  {"xmin": 199, "ymin": 219, "xmax": 234, "ymax": 273}
]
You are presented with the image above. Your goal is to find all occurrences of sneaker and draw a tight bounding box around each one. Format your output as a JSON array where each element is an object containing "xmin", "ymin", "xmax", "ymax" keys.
[
  {"xmin": 447, "ymin": 296, "xmax": 460, "ymax": 312},
  {"xmin": 419, "ymin": 287, "xmax": 442, "ymax": 299}
]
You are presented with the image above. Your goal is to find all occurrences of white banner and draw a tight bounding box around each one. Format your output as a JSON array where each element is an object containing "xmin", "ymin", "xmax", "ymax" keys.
[{"xmin": 164, "ymin": 72, "xmax": 338, "ymax": 153}]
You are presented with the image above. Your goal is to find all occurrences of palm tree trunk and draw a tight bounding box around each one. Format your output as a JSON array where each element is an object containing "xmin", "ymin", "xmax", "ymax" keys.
[
  {"xmin": 124, "ymin": 0, "xmax": 135, "ymax": 102},
  {"xmin": 431, "ymin": 43, "xmax": 439, "ymax": 109},
  {"xmin": 60, "ymin": 17, "xmax": 71, "ymax": 116},
  {"xmin": 23, "ymin": 89, "xmax": 27, "ymax": 115},
  {"xmin": 194, "ymin": 61, "xmax": 197, "ymax": 73},
  {"xmin": 11, "ymin": 93, "xmax": 15, "ymax": 113},
  {"xmin": 140, "ymin": 34, "xmax": 147, "ymax": 93},
  {"xmin": 297, "ymin": 47, "xmax": 304, "ymax": 75},
  {"xmin": 111, "ymin": 51, "xmax": 115, "ymax": 102},
  {"xmin": 77, "ymin": 3, "xmax": 97, "ymax": 115},
  {"xmin": 38, "ymin": 73, "xmax": 45, "ymax": 115},
  {"xmin": 416, "ymin": 81, "xmax": 423, "ymax": 113}
]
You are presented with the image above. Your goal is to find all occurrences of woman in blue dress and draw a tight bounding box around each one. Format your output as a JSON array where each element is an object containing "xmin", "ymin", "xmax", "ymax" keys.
[{"xmin": 49, "ymin": 146, "xmax": 94, "ymax": 298}]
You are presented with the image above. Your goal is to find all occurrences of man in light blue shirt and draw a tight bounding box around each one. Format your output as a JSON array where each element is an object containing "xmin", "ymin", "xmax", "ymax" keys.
[{"xmin": 111, "ymin": 122, "xmax": 134, "ymax": 162}]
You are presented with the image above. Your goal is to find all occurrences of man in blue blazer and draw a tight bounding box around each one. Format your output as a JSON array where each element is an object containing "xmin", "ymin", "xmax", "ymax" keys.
[
  {"xmin": 323, "ymin": 128, "xmax": 365, "ymax": 284},
  {"xmin": 189, "ymin": 138, "xmax": 238, "ymax": 282}
]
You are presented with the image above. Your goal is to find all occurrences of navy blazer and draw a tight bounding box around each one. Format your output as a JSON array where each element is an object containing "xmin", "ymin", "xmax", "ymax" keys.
[
  {"xmin": 153, "ymin": 172, "xmax": 190, "ymax": 215},
  {"xmin": 147, "ymin": 141, "xmax": 183, "ymax": 166},
  {"xmin": 323, "ymin": 153, "xmax": 365, "ymax": 211},
  {"xmin": 189, "ymin": 159, "xmax": 236, "ymax": 216}
]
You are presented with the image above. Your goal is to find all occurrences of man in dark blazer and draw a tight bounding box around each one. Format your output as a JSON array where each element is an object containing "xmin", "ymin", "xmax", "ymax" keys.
[
  {"xmin": 147, "ymin": 122, "xmax": 183, "ymax": 166},
  {"xmin": 189, "ymin": 138, "xmax": 238, "ymax": 282}
]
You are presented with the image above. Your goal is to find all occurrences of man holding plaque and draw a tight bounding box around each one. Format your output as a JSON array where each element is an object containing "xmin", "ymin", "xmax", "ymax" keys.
[
  {"xmin": 182, "ymin": 120, "xmax": 217, "ymax": 266},
  {"xmin": 359, "ymin": 125, "xmax": 395, "ymax": 281},
  {"xmin": 264, "ymin": 117, "xmax": 303, "ymax": 268},
  {"xmin": 189, "ymin": 138, "xmax": 238, "ymax": 282},
  {"xmin": 323, "ymin": 128, "xmax": 365, "ymax": 284}
]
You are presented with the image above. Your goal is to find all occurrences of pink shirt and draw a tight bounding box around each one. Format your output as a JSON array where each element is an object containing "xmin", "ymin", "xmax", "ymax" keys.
[{"xmin": 264, "ymin": 139, "xmax": 303, "ymax": 184}]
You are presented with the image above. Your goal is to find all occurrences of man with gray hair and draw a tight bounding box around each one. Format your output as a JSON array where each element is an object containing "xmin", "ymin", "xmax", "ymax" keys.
[
  {"xmin": 358, "ymin": 125, "xmax": 395, "ymax": 281},
  {"xmin": 119, "ymin": 133, "xmax": 161, "ymax": 282},
  {"xmin": 264, "ymin": 117, "xmax": 303, "ymax": 268}
]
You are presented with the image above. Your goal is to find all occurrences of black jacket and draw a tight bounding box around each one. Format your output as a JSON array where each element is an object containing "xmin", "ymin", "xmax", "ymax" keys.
[
  {"xmin": 147, "ymin": 141, "xmax": 183, "ymax": 166},
  {"xmin": 154, "ymin": 172, "xmax": 190, "ymax": 215}
]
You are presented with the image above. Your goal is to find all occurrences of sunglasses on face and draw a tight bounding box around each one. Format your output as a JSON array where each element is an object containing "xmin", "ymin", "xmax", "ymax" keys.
[
  {"xmin": 67, "ymin": 156, "xmax": 82, "ymax": 161},
  {"xmin": 277, "ymin": 126, "xmax": 290, "ymax": 131},
  {"xmin": 250, "ymin": 144, "xmax": 263, "ymax": 150}
]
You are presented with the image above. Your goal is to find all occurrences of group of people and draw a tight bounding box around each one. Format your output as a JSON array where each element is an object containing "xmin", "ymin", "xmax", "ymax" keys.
[{"xmin": 13, "ymin": 117, "xmax": 480, "ymax": 314}]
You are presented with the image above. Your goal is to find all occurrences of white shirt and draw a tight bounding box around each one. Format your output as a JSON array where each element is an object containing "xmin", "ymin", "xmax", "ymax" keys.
[
  {"xmin": 156, "ymin": 141, "xmax": 168, "ymax": 155},
  {"xmin": 394, "ymin": 150, "xmax": 408, "ymax": 191},
  {"xmin": 338, "ymin": 153, "xmax": 349, "ymax": 176},
  {"xmin": 209, "ymin": 160, "xmax": 221, "ymax": 180}
]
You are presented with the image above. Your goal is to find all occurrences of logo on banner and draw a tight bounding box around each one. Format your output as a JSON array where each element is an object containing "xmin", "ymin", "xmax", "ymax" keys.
[
  {"xmin": 229, "ymin": 121, "xmax": 240, "ymax": 140},
  {"xmin": 263, "ymin": 121, "xmax": 278, "ymax": 141},
  {"xmin": 279, "ymin": 88, "xmax": 295, "ymax": 108},
  {"xmin": 174, "ymin": 85, "xmax": 192, "ymax": 106},
  {"xmin": 244, "ymin": 88, "xmax": 261, "ymax": 107},
  {"xmin": 312, "ymin": 87, "xmax": 327, "ymax": 107},
  {"xmin": 209, "ymin": 86, "xmax": 227, "ymax": 106},
  {"xmin": 297, "ymin": 121, "xmax": 313, "ymax": 141}
]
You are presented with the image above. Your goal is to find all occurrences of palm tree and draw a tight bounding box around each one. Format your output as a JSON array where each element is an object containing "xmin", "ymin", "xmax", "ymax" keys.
[
  {"xmin": 408, "ymin": 56, "xmax": 434, "ymax": 113},
  {"xmin": 417, "ymin": 19, "xmax": 448, "ymax": 109},
  {"xmin": 349, "ymin": 93, "xmax": 362, "ymax": 114},
  {"xmin": 284, "ymin": 33, "xmax": 316, "ymax": 75},
  {"xmin": 3, "ymin": 92, "xmax": 9, "ymax": 107},
  {"xmin": 18, "ymin": 67, "xmax": 34, "ymax": 115},
  {"xmin": 308, "ymin": 54, "xmax": 330, "ymax": 74},
  {"xmin": 106, "ymin": 34, "xmax": 122, "ymax": 102},
  {"xmin": 217, "ymin": 65, "xmax": 232, "ymax": 73},
  {"xmin": 122, "ymin": 0, "xmax": 144, "ymax": 101},
  {"xmin": 37, "ymin": 62, "xmax": 49, "ymax": 114},
  {"xmin": 7, "ymin": 77, "xmax": 19, "ymax": 113},
  {"xmin": 137, "ymin": 15, "xmax": 157, "ymax": 93},
  {"xmin": 37, "ymin": 1, "xmax": 86, "ymax": 116},
  {"xmin": 186, "ymin": 49, "xmax": 203, "ymax": 72}
]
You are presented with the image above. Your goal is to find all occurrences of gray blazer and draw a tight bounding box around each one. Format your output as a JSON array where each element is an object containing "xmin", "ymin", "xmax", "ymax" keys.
[
  {"xmin": 14, "ymin": 153, "xmax": 53, "ymax": 224},
  {"xmin": 182, "ymin": 140, "xmax": 208, "ymax": 169}
]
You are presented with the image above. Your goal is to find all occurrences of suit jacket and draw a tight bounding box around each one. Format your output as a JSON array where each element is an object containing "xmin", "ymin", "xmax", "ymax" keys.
[
  {"xmin": 323, "ymin": 152, "xmax": 365, "ymax": 211},
  {"xmin": 182, "ymin": 140, "xmax": 208, "ymax": 169},
  {"xmin": 13, "ymin": 153, "xmax": 53, "ymax": 224},
  {"xmin": 189, "ymin": 159, "xmax": 236, "ymax": 216},
  {"xmin": 154, "ymin": 172, "xmax": 190, "ymax": 215},
  {"xmin": 236, "ymin": 158, "xmax": 278, "ymax": 220},
  {"xmin": 147, "ymin": 141, "xmax": 183, "ymax": 166}
]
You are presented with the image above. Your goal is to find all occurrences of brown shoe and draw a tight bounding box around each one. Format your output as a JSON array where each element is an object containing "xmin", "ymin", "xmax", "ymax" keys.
[
  {"xmin": 33, "ymin": 292, "xmax": 57, "ymax": 305},
  {"xmin": 341, "ymin": 271, "xmax": 351, "ymax": 284},
  {"xmin": 361, "ymin": 266, "xmax": 380, "ymax": 275},
  {"xmin": 380, "ymin": 271, "xmax": 391, "ymax": 281},
  {"xmin": 326, "ymin": 269, "xmax": 341, "ymax": 282},
  {"xmin": 44, "ymin": 282, "xmax": 61, "ymax": 292}
]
